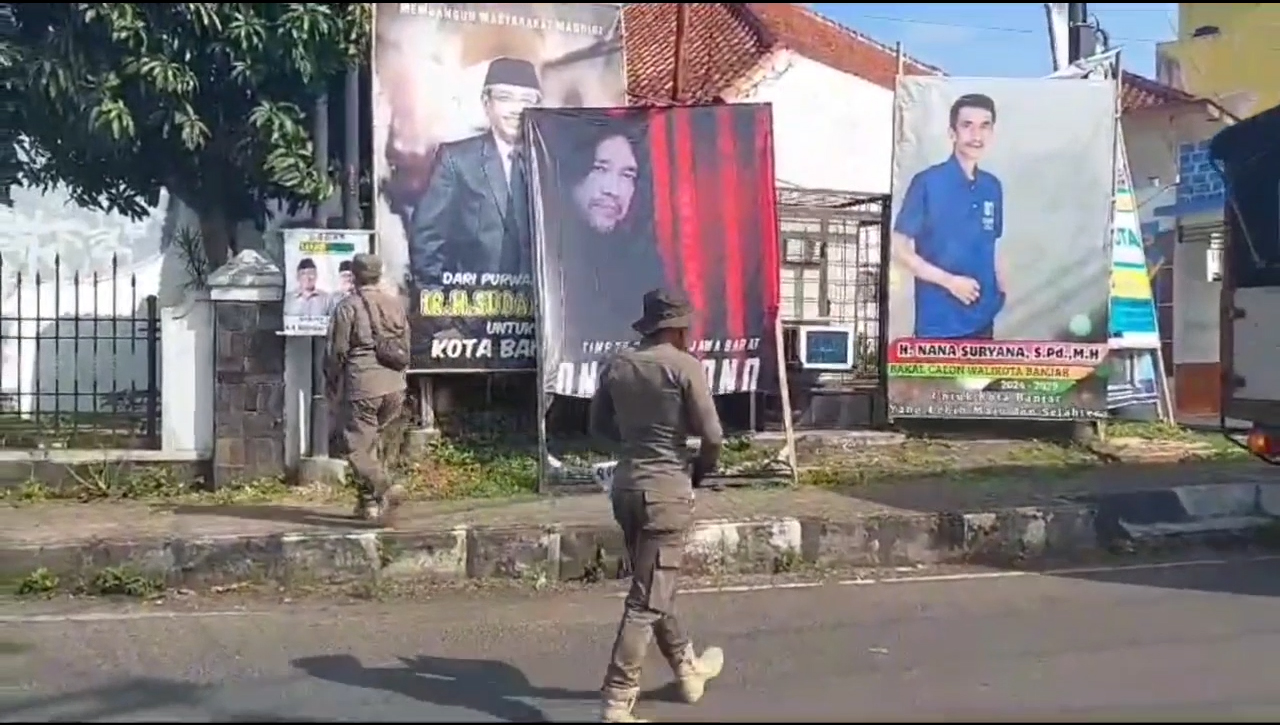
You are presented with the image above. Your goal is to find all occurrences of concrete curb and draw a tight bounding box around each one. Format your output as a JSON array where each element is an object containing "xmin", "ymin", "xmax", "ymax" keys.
[{"xmin": 2, "ymin": 482, "xmax": 1277, "ymax": 592}]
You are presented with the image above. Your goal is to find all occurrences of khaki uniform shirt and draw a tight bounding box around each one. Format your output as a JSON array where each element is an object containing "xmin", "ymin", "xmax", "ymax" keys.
[
  {"xmin": 589, "ymin": 341, "xmax": 724, "ymax": 496},
  {"xmin": 324, "ymin": 285, "xmax": 410, "ymax": 401}
]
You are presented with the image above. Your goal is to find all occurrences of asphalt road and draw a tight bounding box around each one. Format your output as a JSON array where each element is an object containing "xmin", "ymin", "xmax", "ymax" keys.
[{"xmin": 4, "ymin": 557, "xmax": 1280, "ymax": 722}]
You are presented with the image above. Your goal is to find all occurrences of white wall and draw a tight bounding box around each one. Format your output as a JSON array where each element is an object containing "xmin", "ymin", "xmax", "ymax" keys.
[
  {"xmin": 736, "ymin": 53, "xmax": 895, "ymax": 196},
  {"xmin": 1121, "ymin": 110, "xmax": 1180, "ymax": 234},
  {"xmin": 730, "ymin": 53, "xmax": 895, "ymax": 349},
  {"xmin": 0, "ymin": 183, "xmax": 166, "ymax": 421},
  {"xmin": 0, "ymin": 173, "xmax": 340, "ymax": 454},
  {"xmin": 1172, "ymin": 211, "xmax": 1224, "ymax": 366},
  {"xmin": 1121, "ymin": 105, "xmax": 1228, "ymax": 368}
]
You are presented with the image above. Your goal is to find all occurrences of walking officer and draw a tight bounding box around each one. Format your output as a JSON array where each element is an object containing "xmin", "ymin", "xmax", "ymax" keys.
[
  {"xmin": 324, "ymin": 253, "xmax": 411, "ymax": 524},
  {"xmin": 589, "ymin": 288, "xmax": 726, "ymax": 723}
]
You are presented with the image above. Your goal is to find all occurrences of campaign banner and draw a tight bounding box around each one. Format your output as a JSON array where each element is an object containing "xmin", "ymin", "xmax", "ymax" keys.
[
  {"xmin": 525, "ymin": 104, "xmax": 781, "ymax": 398},
  {"xmin": 281, "ymin": 229, "xmax": 373, "ymax": 336},
  {"xmin": 1108, "ymin": 127, "xmax": 1160, "ymax": 349},
  {"xmin": 371, "ymin": 2, "xmax": 626, "ymax": 371},
  {"xmin": 1107, "ymin": 349, "xmax": 1161, "ymax": 410},
  {"xmin": 888, "ymin": 77, "xmax": 1117, "ymax": 420}
]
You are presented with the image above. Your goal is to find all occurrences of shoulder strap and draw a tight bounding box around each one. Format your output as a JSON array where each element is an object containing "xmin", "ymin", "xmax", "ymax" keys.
[{"xmin": 354, "ymin": 290, "xmax": 386, "ymax": 342}]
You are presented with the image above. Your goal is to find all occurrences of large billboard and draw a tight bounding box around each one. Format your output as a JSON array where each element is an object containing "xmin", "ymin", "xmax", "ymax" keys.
[
  {"xmin": 525, "ymin": 105, "xmax": 781, "ymax": 398},
  {"xmin": 371, "ymin": 2, "xmax": 626, "ymax": 372},
  {"xmin": 887, "ymin": 77, "xmax": 1117, "ymax": 420}
]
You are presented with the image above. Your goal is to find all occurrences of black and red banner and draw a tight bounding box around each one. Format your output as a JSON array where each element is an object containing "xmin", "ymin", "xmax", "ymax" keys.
[{"xmin": 524, "ymin": 104, "xmax": 780, "ymax": 398}]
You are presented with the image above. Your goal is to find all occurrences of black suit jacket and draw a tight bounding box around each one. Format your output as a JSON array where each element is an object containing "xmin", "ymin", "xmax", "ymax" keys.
[
  {"xmin": 553, "ymin": 213, "xmax": 668, "ymax": 356},
  {"xmin": 408, "ymin": 132, "xmax": 530, "ymax": 285}
]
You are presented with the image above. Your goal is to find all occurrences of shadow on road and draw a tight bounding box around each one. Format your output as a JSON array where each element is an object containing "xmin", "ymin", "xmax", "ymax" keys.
[
  {"xmin": 0, "ymin": 654, "xmax": 685, "ymax": 723},
  {"xmin": 829, "ymin": 459, "xmax": 1269, "ymax": 515},
  {"xmin": 0, "ymin": 676, "xmax": 324, "ymax": 722},
  {"xmin": 163, "ymin": 503, "xmax": 376, "ymax": 529},
  {"xmin": 291, "ymin": 653, "xmax": 685, "ymax": 722}
]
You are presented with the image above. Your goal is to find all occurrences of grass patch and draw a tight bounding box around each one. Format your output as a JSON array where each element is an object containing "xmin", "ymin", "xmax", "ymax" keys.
[
  {"xmin": 390, "ymin": 432, "xmax": 785, "ymax": 500},
  {"xmin": 1107, "ymin": 420, "xmax": 1199, "ymax": 440},
  {"xmin": 11, "ymin": 564, "xmax": 163, "ymax": 599},
  {"xmin": 798, "ymin": 421, "xmax": 1251, "ymax": 491},
  {"xmin": 1, "ymin": 466, "xmax": 292, "ymax": 507},
  {"xmin": 397, "ymin": 436, "xmax": 540, "ymax": 500},
  {"xmin": 0, "ymin": 421, "xmax": 1252, "ymax": 508},
  {"xmin": 1102, "ymin": 420, "xmax": 1249, "ymax": 460},
  {"xmin": 83, "ymin": 566, "xmax": 163, "ymax": 598},
  {"xmin": 798, "ymin": 438, "xmax": 1099, "ymax": 489},
  {"xmin": 14, "ymin": 567, "xmax": 59, "ymax": 597}
]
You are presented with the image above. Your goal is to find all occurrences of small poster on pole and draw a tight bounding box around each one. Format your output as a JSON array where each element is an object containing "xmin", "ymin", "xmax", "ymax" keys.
[{"xmin": 281, "ymin": 228, "xmax": 374, "ymax": 336}]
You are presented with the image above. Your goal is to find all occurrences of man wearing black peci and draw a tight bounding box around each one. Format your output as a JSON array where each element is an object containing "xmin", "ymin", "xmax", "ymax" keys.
[{"xmin": 408, "ymin": 56, "xmax": 540, "ymax": 286}]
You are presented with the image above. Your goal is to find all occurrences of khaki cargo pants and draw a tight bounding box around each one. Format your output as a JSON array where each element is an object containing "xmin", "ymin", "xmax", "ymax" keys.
[
  {"xmin": 601, "ymin": 488, "xmax": 694, "ymax": 700},
  {"xmin": 339, "ymin": 390, "xmax": 404, "ymax": 504}
]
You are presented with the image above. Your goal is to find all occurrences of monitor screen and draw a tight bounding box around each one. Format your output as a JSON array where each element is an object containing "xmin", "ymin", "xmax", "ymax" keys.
[{"xmin": 803, "ymin": 329, "xmax": 852, "ymax": 366}]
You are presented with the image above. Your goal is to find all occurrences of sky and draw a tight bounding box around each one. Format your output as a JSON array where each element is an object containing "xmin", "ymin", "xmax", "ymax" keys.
[{"xmin": 808, "ymin": 3, "xmax": 1179, "ymax": 79}]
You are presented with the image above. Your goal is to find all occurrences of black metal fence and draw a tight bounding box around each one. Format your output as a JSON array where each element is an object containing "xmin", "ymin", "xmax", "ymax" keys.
[
  {"xmin": 774, "ymin": 189, "xmax": 892, "ymax": 430},
  {"xmin": 0, "ymin": 254, "xmax": 161, "ymax": 449}
]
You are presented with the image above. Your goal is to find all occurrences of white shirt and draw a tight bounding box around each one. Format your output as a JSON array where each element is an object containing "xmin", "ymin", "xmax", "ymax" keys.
[
  {"xmin": 284, "ymin": 290, "xmax": 332, "ymax": 318},
  {"xmin": 492, "ymin": 133, "xmax": 514, "ymax": 186}
]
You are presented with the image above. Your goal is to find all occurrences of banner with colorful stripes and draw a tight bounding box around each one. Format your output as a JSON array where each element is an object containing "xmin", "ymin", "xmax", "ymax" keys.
[
  {"xmin": 1109, "ymin": 126, "xmax": 1161, "ymax": 349},
  {"xmin": 524, "ymin": 104, "xmax": 781, "ymax": 398}
]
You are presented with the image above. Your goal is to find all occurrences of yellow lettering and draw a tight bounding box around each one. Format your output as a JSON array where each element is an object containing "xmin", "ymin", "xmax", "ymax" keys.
[{"xmin": 416, "ymin": 289, "xmax": 535, "ymax": 318}]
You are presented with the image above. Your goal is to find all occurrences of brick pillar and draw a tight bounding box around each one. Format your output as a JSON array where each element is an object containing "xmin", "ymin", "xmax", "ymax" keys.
[
  {"xmin": 207, "ymin": 251, "xmax": 286, "ymax": 489},
  {"xmin": 213, "ymin": 301, "xmax": 286, "ymax": 487}
]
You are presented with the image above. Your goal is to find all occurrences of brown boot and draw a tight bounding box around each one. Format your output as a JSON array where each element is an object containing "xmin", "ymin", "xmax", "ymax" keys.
[
  {"xmin": 599, "ymin": 689, "xmax": 648, "ymax": 722},
  {"xmin": 672, "ymin": 644, "xmax": 723, "ymax": 704},
  {"xmin": 376, "ymin": 484, "xmax": 406, "ymax": 527},
  {"xmin": 353, "ymin": 499, "xmax": 380, "ymax": 522}
]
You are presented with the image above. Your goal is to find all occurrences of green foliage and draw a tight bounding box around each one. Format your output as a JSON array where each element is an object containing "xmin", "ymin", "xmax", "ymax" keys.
[
  {"xmin": 0, "ymin": 3, "xmax": 370, "ymax": 261},
  {"xmin": 15, "ymin": 567, "xmax": 59, "ymax": 597},
  {"xmin": 410, "ymin": 437, "xmax": 541, "ymax": 500}
]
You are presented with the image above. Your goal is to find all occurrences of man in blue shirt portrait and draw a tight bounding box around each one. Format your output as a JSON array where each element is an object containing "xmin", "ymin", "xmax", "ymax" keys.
[{"xmin": 892, "ymin": 93, "xmax": 1007, "ymax": 340}]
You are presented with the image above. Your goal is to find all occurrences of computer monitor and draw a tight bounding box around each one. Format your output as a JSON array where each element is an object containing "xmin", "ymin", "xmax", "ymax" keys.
[{"xmin": 797, "ymin": 325, "xmax": 855, "ymax": 371}]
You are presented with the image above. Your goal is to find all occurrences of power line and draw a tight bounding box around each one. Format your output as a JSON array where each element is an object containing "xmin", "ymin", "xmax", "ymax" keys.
[
  {"xmin": 1092, "ymin": 6, "xmax": 1179, "ymax": 13},
  {"xmin": 841, "ymin": 12, "xmax": 1177, "ymax": 46}
]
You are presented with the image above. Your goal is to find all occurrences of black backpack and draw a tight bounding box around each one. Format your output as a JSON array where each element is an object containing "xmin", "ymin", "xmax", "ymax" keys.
[{"xmin": 356, "ymin": 291, "xmax": 410, "ymax": 372}]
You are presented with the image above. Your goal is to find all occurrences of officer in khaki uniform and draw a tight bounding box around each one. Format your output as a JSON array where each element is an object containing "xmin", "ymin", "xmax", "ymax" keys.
[
  {"xmin": 324, "ymin": 253, "xmax": 410, "ymax": 525},
  {"xmin": 589, "ymin": 289, "xmax": 726, "ymax": 723}
]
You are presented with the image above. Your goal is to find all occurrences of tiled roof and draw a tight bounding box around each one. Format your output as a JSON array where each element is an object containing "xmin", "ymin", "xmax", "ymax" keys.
[
  {"xmin": 620, "ymin": 4, "xmax": 1202, "ymax": 118},
  {"xmin": 1119, "ymin": 71, "xmax": 1205, "ymax": 113},
  {"xmin": 622, "ymin": 3, "xmax": 943, "ymax": 105}
]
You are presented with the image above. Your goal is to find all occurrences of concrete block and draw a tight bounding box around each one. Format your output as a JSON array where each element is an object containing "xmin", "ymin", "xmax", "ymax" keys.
[
  {"xmin": 296, "ymin": 456, "xmax": 349, "ymax": 488},
  {"xmin": 5, "ymin": 481, "xmax": 1280, "ymax": 595}
]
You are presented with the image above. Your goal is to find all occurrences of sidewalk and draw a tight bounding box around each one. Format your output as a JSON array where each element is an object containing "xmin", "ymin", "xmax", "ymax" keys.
[{"xmin": 2, "ymin": 459, "xmax": 1277, "ymax": 592}]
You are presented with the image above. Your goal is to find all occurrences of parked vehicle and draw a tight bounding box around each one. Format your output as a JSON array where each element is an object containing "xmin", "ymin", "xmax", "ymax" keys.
[{"xmin": 1210, "ymin": 103, "xmax": 1280, "ymax": 463}]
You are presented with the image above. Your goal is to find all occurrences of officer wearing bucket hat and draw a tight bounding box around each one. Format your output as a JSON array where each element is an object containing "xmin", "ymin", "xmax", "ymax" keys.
[{"xmin": 588, "ymin": 289, "xmax": 726, "ymax": 723}]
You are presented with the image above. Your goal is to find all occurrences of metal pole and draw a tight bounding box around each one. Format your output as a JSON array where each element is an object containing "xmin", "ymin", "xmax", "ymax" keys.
[
  {"xmin": 1068, "ymin": 3, "xmax": 1090, "ymax": 63},
  {"xmin": 672, "ymin": 5, "xmax": 688, "ymax": 102},
  {"xmin": 343, "ymin": 66, "xmax": 361, "ymax": 229},
  {"xmin": 310, "ymin": 91, "xmax": 331, "ymax": 458},
  {"xmin": 312, "ymin": 93, "xmax": 330, "ymax": 227}
]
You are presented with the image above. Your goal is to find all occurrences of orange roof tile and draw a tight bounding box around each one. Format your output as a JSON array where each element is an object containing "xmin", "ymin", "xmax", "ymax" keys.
[
  {"xmin": 622, "ymin": 3, "xmax": 942, "ymax": 105},
  {"xmin": 621, "ymin": 6, "xmax": 1201, "ymax": 121},
  {"xmin": 1119, "ymin": 71, "xmax": 1206, "ymax": 113}
]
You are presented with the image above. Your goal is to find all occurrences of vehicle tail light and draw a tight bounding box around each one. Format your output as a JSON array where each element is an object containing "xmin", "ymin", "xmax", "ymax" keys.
[{"xmin": 1247, "ymin": 426, "xmax": 1280, "ymax": 459}]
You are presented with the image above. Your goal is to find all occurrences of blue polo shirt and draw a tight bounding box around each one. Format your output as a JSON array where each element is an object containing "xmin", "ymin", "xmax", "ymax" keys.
[{"xmin": 894, "ymin": 155, "xmax": 1005, "ymax": 339}]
